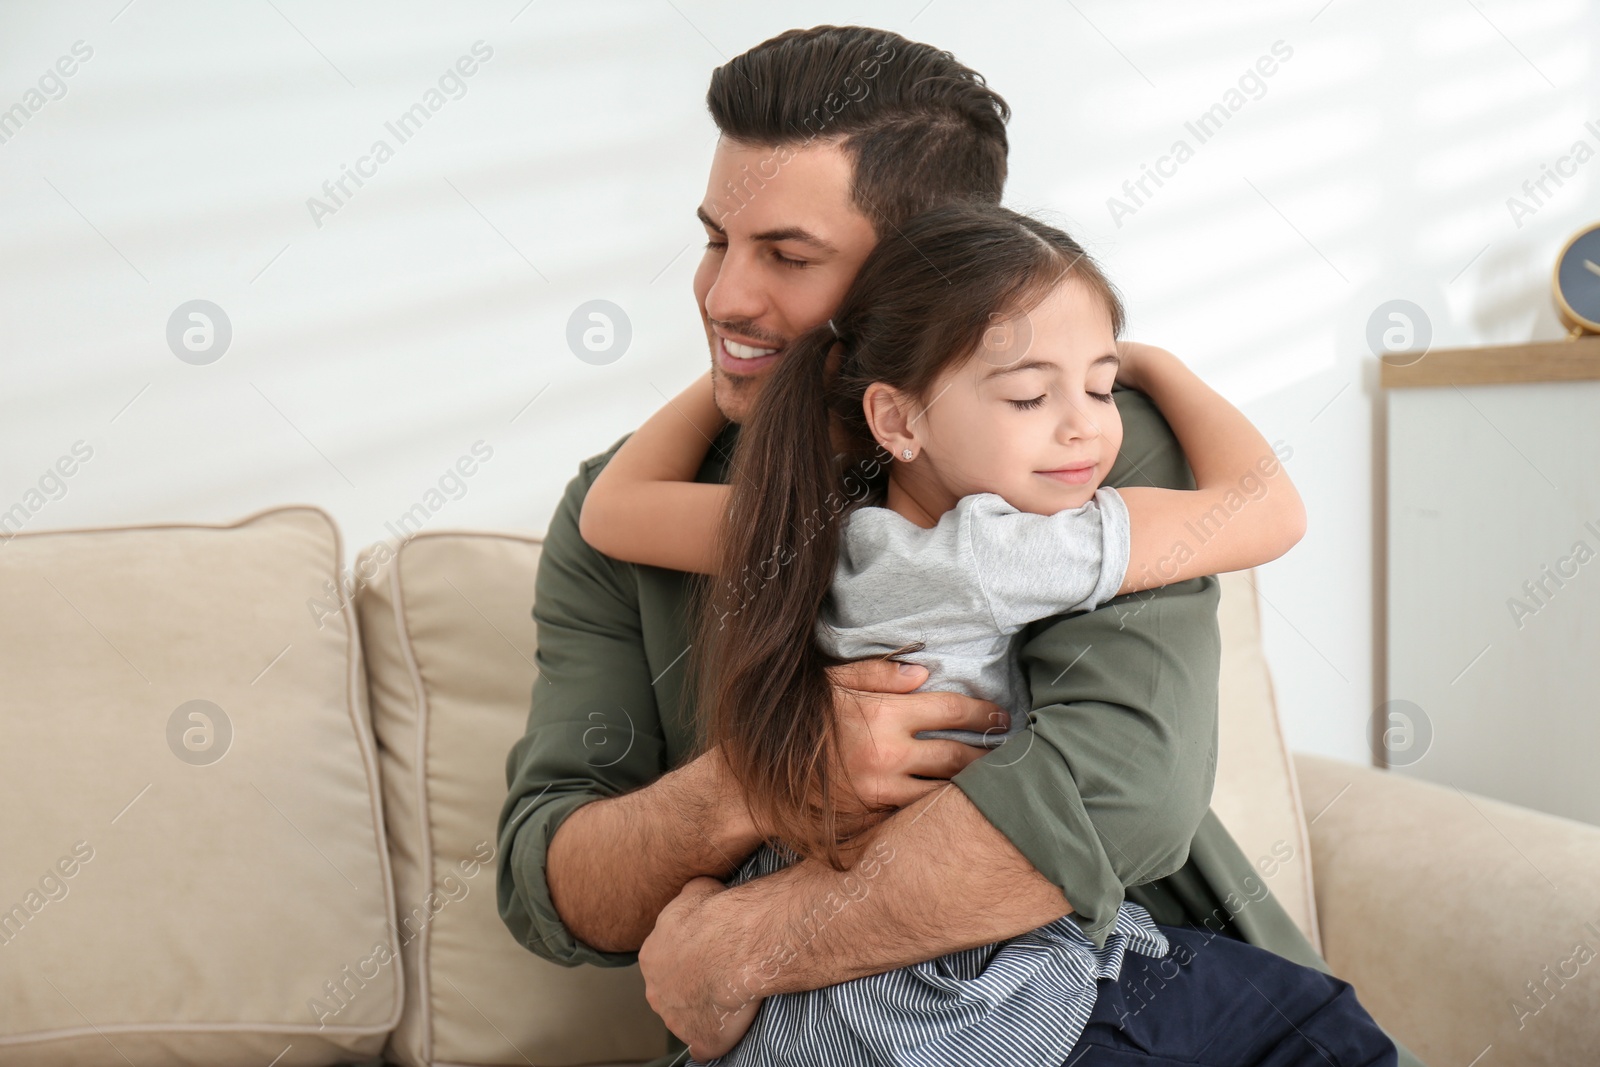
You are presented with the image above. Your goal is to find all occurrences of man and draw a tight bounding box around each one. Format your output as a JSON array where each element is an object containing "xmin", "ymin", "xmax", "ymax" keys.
[{"xmin": 498, "ymin": 24, "xmax": 1421, "ymax": 1067}]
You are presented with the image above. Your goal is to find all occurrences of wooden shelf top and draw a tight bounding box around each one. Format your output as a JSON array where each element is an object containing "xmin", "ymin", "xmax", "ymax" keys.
[{"xmin": 1380, "ymin": 335, "xmax": 1600, "ymax": 388}]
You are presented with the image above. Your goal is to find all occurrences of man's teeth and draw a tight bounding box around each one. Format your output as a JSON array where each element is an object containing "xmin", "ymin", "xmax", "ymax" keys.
[{"xmin": 724, "ymin": 339, "xmax": 780, "ymax": 360}]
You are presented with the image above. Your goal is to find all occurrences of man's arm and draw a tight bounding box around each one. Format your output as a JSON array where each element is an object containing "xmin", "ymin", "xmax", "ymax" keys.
[
  {"xmin": 641, "ymin": 782, "xmax": 1074, "ymax": 1059},
  {"xmin": 496, "ymin": 437, "xmax": 762, "ymax": 963},
  {"xmin": 500, "ymin": 432, "xmax": 1007, "ymax": 963}
]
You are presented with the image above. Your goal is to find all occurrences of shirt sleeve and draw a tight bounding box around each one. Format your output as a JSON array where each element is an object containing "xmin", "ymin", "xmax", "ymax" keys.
[
  {"xmin": 963, "ymin": 488, "xmax": 1130, "ymax": 634},
  {"xmin": 952, "ymin": 388, "xmax": 1221, "ymax": 949},
  {"xmin": 495, "ymin": 435, "xmax": 667, "ymax": 968}
]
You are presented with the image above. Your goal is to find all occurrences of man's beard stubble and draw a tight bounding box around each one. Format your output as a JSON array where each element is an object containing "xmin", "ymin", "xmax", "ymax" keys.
[{"xmin": 710, "ymin": 362, "xmax": 761, "ymax": 425}]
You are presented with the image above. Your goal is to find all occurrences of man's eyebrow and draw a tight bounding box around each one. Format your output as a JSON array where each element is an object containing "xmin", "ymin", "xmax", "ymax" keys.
[
  {"xmin": 751, "ymin": 225, "xmax": 838, "ymax": 253},
  {"xmin": 983, "ymin": 353, "xmax": 1120, "ymax": 380},
  {"xmin": 696, "ymin": 205, "xmax": 838, "ymax": 254},
  {"xmin": 696, "ymin": 206, "xmax": 724, "ymax": 233}
]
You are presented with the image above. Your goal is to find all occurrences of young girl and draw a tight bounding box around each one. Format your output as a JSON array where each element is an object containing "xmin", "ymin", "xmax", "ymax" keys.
[{"xmin": 579, "ymin": 204, "xmax": 1382, "ymax": 1066}]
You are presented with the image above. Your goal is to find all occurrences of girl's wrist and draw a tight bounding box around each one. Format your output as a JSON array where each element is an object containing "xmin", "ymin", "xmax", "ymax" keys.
[
  {"xmin": 1123, "ymin": 344, "xmax": 1183, "ymax": 398},
  {"xmin": 1116, "ymin": 341, "xmax": 1150, "ymax": 393}
]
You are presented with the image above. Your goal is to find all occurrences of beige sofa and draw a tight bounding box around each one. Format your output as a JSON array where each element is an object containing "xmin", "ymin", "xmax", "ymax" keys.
[{"xmin": 2, "ymin": 505, "xmax": 1596, "ymax": 1067}]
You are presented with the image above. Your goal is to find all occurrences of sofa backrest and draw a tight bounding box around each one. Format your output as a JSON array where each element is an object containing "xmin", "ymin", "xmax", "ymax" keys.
[
  {"xmin": 1212, "ymin": 569, "xmax": 1320, "ymax": 952},
  {"xmin": 354, "ymin": 529, "xmax": 667, "ymax": 1067}
]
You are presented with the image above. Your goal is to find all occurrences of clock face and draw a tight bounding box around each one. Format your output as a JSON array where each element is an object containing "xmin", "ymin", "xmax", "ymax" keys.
[{"xmin": 1556, "ymin": 225, "xmax": 1600, "ymax": 331}]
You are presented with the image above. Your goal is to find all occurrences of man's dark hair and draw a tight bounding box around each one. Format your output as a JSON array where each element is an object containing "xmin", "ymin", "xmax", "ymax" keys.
[{"xmin": 707, "ymin": 25, "xmax": 1010, "ymax": 234}]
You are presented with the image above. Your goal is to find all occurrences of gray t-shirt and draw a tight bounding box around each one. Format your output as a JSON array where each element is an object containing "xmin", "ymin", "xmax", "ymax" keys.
[{"xmin": 819, "ymin": 488, "xmax": 1130, "ymax": 747}]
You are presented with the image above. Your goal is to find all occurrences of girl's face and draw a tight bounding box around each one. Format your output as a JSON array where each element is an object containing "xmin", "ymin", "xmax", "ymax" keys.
[{"xmin": 879, "ymin": 277, "xmax": 1125, "ymax": 519}]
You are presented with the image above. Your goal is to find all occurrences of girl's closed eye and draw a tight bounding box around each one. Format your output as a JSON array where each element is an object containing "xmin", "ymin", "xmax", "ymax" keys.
[{"xmin": 1007, "ymin": 390, "xmax": 1114, "ymax": 410}]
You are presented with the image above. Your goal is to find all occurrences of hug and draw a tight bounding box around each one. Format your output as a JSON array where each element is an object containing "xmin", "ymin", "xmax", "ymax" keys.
[{"xmin": 500, "ymin": 23, "xmax": 1422, "ymax": 1067}]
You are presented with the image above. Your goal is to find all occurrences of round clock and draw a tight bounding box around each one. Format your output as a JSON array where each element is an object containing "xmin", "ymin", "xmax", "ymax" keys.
[{"xmin": 1554, "ymin": 222, "xmax": 1600, "ymax": 337}]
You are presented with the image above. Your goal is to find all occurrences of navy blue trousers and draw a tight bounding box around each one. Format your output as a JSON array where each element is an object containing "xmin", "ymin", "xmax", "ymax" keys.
[{"xmin": 1063, "ymin": 924, "xmax": 1398, "ymax": 1066}]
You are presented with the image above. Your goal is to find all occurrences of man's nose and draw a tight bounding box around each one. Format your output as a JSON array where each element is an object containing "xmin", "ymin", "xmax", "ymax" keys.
[{"xmin": 703, "ymin": 249, "xmax": 767, "ymax": 326}]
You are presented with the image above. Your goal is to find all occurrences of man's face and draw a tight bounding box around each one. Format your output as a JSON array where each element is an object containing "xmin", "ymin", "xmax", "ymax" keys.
[{"xmin": 693, "ymin": 137, "xmax": 879, "ymax": 423}]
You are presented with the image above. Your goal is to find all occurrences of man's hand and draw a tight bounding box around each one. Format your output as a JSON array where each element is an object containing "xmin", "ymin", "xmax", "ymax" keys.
[
  {"xmin": 639, "ymin": 877, "xmax": 761, "ymax": 1061},
  {"xmin": 827, "ymin": 658, "xmax": 1007, "ymax": 821}
]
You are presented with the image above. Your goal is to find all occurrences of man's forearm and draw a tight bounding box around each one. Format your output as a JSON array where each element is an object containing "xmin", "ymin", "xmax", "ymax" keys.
[
  {"xmin": 548, "ymin": 748, "xmax": 764, "ymax": 953},
  {"xmin": 718, "ymin": 783, "xmax": 1069, "ymax": 998}
]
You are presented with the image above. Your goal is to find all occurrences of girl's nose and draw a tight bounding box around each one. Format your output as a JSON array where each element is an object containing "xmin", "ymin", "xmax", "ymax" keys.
[{"xmin": 1056, "ymin": 393, "xmax": 1103, "ymax": 442}]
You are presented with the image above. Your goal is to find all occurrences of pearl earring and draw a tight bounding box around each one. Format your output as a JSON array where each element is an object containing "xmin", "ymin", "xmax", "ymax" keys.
[{"xmin": 901, "ymin": 448, "xmax": 914, "ymax": 461}]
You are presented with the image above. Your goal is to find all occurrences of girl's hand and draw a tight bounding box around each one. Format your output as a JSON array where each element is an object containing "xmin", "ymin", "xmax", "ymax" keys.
[
  {"xmin": 578, "ymin": 368, "xmax": 733, "ymax": 573},
  {"xmin": 1114, "ymin": 340, "xmax": 1156, "ymax": 393}
]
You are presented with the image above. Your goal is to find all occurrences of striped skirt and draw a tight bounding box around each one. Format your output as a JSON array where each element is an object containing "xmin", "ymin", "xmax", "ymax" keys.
[{"xmin": 692, "ymin": 843, "xmax": 1170, "ymax": 1067}]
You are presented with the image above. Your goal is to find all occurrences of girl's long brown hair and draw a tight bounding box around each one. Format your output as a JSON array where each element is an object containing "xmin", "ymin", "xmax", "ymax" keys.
[{"xmin": 693, "ymin": 201, "xmax": 1126, "ymax": 869}]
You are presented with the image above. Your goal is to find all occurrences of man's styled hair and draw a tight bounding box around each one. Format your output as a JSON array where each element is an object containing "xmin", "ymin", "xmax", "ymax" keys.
[{"xmin": 706, "ymin": 25, "xmax": 1010, "ymax": 234}]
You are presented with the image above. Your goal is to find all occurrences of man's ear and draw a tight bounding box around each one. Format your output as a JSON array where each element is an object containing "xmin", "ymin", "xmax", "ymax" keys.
[{"xmin": 862, "ymin": 382, "xmax": 919, "ymax": 458}]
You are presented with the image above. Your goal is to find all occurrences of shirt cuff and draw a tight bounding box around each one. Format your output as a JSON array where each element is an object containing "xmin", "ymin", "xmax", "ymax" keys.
[
  {"xmin": 952, "ymin": 733, "xmax": 1127, "ymax": 949},
  {"xmin": 503, "ymin": 790, "xmax": 643, "ymax": 968}
]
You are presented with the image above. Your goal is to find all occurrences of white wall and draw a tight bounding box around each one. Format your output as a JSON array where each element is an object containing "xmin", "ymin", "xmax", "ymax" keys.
[{"xmin": 3, "ymin": 0, "xmax": 1596, "ymax": 769}]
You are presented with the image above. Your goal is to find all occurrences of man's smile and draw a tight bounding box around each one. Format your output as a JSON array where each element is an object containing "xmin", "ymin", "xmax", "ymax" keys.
[{"xmin": 714, "ymin": 329, "xmax": 785, "ymax": 375}]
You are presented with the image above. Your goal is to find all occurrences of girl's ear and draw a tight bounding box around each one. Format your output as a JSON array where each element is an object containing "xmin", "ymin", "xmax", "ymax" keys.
[{"xmin": 862, "ymin": 382, "xmax": 920, "ymax": 458}]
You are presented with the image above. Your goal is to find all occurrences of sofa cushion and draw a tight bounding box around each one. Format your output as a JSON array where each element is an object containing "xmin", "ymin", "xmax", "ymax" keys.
[
  {"xmin": 1297, "ymin": 751, "xmax": 1600, "ymax": 1064},
  {"xmin": 354, "ymin": 530, "xmax": 666, "ymax": 1067},
  {"xmin": 0, "ymin": 506, "xmax": 400, "ymax": 1066},
  {"xmin": 1210, "ymin": 569, "xmax": 1320, "ymax": 952}
]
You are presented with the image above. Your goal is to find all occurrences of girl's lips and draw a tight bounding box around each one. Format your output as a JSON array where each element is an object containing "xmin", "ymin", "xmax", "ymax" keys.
[{"xmin": 1037, "ymin": 465, "xmax": 1095, "ymax": 486}]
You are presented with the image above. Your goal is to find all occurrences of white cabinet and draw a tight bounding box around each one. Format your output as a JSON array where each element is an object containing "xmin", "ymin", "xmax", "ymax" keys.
[{"xmin": 1384, "ymin": 339, "xmax": 1600, "ymax": 827}]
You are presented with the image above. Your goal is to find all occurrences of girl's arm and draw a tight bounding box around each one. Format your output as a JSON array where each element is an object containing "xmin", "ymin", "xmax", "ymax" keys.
[
  {"xmin": 578, "ymin": 371, "xmax": 731, "ymax": 575},
  {"xmin": 1112, "ymin": 343, "xmax": 1306, "ymax": 594}
]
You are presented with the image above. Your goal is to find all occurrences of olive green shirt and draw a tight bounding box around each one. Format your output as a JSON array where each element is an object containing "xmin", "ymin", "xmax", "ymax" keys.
[{"xmin": 496, "ymin": 387, "xmax": 1423, "ymax": 1067}]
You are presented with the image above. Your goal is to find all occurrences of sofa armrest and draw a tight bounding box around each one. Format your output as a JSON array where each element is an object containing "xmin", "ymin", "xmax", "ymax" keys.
[{"xmin": 1294, "ymin": 753, "xmax": 1600, "ymax": 1067}]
